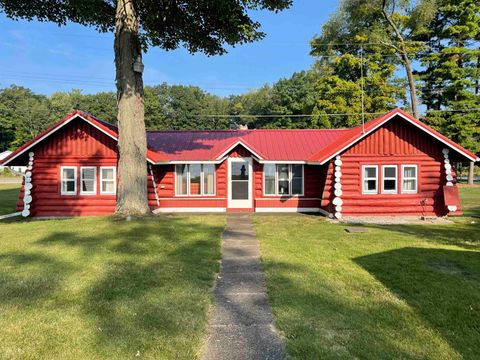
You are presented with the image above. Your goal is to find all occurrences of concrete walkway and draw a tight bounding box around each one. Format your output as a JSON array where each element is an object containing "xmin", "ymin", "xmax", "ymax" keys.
[{"xmin": 202, "ymin": 214, "xmax": 286, "ymax": 360}]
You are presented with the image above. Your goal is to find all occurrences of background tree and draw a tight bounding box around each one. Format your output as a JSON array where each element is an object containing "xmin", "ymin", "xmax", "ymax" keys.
[
  {"xmin": 0, "ymin": 86, "xmax": 52, "ymax": 149},
  {"xmin": 0, "ymin": 0, "xmax": 291, "ymax": 215},
  {"xmin": 415, "ymin": 0, "xmax": 480, "ymax": 183},
  {"xmin": 313, "ymin": 0, "xmax": 437, "ymax": 119}
]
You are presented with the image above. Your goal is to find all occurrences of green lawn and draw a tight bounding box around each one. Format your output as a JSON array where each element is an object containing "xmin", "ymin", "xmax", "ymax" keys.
[
  {"xmin": 0, "ymin": 184, "xmax": 20, "ymax": 215},
  {"xmin": 255, "ymin": 186, "xmax": 480, "ymax": 360},
  {"xmin": 0, "ymin": 213, "xmax": 224, "ymax": 359}
]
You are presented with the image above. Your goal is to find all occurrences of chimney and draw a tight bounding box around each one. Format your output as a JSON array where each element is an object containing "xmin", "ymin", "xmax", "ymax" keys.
[{"xmin": 239, "ymin": 124, "xmax": 248, "ymax": 130}]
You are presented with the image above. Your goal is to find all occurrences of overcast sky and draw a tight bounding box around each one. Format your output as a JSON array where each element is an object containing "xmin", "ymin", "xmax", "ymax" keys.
[{"xmin": 0, "ymin": 1, "xmax": 338, "ymax": 97}]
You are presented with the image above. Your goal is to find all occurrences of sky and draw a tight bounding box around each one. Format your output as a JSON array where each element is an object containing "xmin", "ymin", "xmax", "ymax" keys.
[{"xmin": 0, "ymin": 1, "xmax": 339, "ymax": 98}]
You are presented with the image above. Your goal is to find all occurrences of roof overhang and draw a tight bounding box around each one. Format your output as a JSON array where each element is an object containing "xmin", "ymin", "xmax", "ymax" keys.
[
  {"xmin": 215, "ymin": 140, "xmax": 265, "ymax": 160},
  {"xmin": 316, "ymin": 109, "xmax": 480, "ymax": 164},
  {"xmin": 154, "ymin": 158, "xmax": 227, "ymax": 165},
  {"xmin": 0, "ymin": 111, "xmax": 157, "ymax": 165}
]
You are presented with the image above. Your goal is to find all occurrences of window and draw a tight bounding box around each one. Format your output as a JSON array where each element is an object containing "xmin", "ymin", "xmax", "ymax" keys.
[
  {"xmin": 203, "ymin": 164, "xmax": 215, "ymax": 195},
  {"xmin": 189, "ymin": 164, "xmax": 201, "ymax": 195},
  {"xmin": 264, "ymin": 164, "xmax": 276, "ymax": 195},
  {"xmin": 382, "ymin": 165, "xmax": 397, "ymax": 194},
  {"xmin": 291, "ymin": 165, "xmax": 303, "ymax": 195},
  {"xmin": 61, "ymin": 166, "xmax": 77, "ymax": 195},
  {"xmin": 263, "ymin": 164, "xmax": 304, "ymax": 196},
  {"xmin": 176, "ymin": 164, "xmax": 188, "ymax": 195},
  {"xmin": 402, "ymin": 165, "xmax": 417, "ymax": 193},
  {"xmin": 175, "ymin": 164, "xmax": 216, "ymax": 196},
  {"xmin": 362, "ymin": 165, "xmax": 378, "ymax": 194},
  {"xmin": 100, "ymin": 167, "xmax": 116, "ymax": 194},
  {"xmin": 277, "ymin": 164, "xmax": 290, "ymax": 195},
  {"xmin": 80, "ymin": 167, "xmax": 96, "ymax": 195}
]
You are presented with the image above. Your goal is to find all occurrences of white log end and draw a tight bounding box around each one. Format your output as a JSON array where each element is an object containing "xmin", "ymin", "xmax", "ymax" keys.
[
  {"xmin": 447, "ymin": 205, "xmax": 457, "ymax": 212},
  {"xmin": 332, "ymin": 197, "xmax": 343, "ymax": 206},
  {"xmin": 22, "ymin": 209, "xmax": 30, "ymax": 217}
]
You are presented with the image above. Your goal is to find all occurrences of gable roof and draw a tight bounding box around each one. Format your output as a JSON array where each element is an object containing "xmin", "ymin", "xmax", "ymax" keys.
[
  {"xmin": 145, "ymin": 128, "xmax": 351, "ymax": 163},
  {"xmin": 308, "ymin": 108, "xmax": 479, "ymax": 163},
  {"xmin": 1, "ymin": 108, "xmax": 478, "ymax": 166},
  {"xmin": 0, "ymin": 110, "xmax": 164, "ymax": 166}
]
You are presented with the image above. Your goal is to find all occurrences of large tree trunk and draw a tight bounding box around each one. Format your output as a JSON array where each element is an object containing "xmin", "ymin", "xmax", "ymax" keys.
[
  {"xmin": 468, "ymin": 161, "xmax": 475, "ymax": 185},
  {"xmin": 381, "ymin": 1, "xmax": 419, "ymax": 119},
  {"xmin": 114, "ymin": 0, "xmax": 150, "ymax": 215},
  {"xmin": 401, "ymin": 53, "xmax": 419, "ymax": 118}
]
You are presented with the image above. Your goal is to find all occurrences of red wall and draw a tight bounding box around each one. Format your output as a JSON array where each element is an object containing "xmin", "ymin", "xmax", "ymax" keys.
[
  {"xmin": 321, "ymin": 117, "xmax": 460, "ymax": 216},
  {"xmin": 150, "ymin": 145, "xmax": 325, "ymax": 211},
  {"xmin": 17, "ymin": 118, "xmax": 119, "ymax": 216}
]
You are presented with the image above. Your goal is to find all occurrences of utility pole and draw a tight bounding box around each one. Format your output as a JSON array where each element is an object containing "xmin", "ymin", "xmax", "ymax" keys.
[{"xmin": 360, "ymin": 44, "xmax": 365, "ymax": 134}]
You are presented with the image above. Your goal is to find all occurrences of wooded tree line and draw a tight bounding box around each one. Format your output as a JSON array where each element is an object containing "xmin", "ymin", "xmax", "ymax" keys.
[{"xmin": 1, "ymin": 0, "xmax": 478, "ymax": 156}]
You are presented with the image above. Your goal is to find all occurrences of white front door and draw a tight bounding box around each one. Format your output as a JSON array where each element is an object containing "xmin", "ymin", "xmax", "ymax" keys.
[{"xmin": 228, "ymin": 157, "xmax": 253, "ymax": 209}]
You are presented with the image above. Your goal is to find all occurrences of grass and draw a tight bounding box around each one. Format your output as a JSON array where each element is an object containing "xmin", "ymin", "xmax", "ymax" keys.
[
  {"xmin": 0, "ymin": 184, "xmax": 20, "ymax": 215},
  {"xmin": 0, "ymin": 206, "xmax": 224, "ymax": 358},
  {"xmin": 255, "ymin": 186, "xmax": 480, "ymax": 360}
]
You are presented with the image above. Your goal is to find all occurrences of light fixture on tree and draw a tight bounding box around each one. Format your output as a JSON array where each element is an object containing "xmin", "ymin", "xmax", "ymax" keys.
[{"xmin": 133, "ymin": 56, "xmax": 144, "ymax": 73}]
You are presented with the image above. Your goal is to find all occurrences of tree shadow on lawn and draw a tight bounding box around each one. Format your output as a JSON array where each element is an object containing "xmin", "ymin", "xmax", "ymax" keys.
[
  {"xmin": 354, "ymin": 247, "xmax": 480, "ymax": 360},
  {"xmin": 263, "ymin": 250, "xmax": 479, "ymax": 359},
  {"xmin": 27, "ymin": 216, "xmax": 223, "ymax": 356},
  {"xmin": 0, "ymin": 252, "xmax": 75, "ymax": 305},
  {"xmin": 363, "ymin": 221, "xmax": 480, "ymax": 250}
]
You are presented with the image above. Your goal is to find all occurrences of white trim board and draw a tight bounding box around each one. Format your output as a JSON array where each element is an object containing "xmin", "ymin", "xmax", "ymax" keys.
[
  {"xmin": 2, "ymin": 114, "xmax": 155, "ymax": 165},
  {"xmin": 0, "ymin": 212, "xmax": 22, "ymax": 220},
  {"xmin": 319, "ymin": 110, "xmax": 480, "ymax": 164},
  {"xmin": 255, "ymin": 207, "xmax": 320, "ymax": 213},
  {"xmin": 152, "ymin": 207, "xmax": 226, "ymax": 213},
  {"xmin": 216, "ymin": 140, "xmax": 264, "ymax": 160}
]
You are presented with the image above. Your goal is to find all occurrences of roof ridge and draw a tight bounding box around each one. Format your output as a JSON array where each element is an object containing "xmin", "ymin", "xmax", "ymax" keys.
[{"xmin": 146, "ymin": 128, "xmax": 351, "ymax": 133}]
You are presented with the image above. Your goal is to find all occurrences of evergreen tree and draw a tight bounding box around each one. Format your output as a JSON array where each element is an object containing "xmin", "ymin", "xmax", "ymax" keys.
[{"xmin": 416, "ymin": 0, "xmax": 480, "ymax": 154}]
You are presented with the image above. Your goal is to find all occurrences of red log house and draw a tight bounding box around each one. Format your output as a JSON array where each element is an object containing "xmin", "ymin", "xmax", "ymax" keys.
[{"xmin": 1, "ymin": 108, "xmax": 478, "ymax": 218}]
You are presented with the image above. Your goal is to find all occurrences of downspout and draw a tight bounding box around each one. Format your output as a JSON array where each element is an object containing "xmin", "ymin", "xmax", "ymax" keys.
[{"xmin": 148, "ymin": 163, "xmax": 160, "ymax": 208}]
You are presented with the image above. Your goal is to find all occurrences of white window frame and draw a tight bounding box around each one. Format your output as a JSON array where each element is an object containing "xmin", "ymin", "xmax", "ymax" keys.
[
  {"xmin": 263, "ymin": 164, "xmax": 304, "ymax": 197},
  {"xmin": 362, "ymin": 165, "xmax": 378, "ymax": 194},
  {"xmin": 202, "ymin": 164, "xmax": 216, "ymax": 196},
  {"xmin": 80, "ymin": 166, "xmax": 97, "ymax": 195},
  {"xmin": 175, "ymin": 164, "xmax": 216, "ymax": 197},
  {"xmin": 60, "ymin": 166, "xmax": 77, "ymax": 195},
  {"xmin": 263, "ymin": 163, "xmax": 277, "ymax": 196},
  {"xmin": 381, "ymin": 165, "xmax": 397, "ymax": 194},
  {"xmin": 401, "ymin": 164, "xmax": 418, "ymax": 194},
  {"xmin": 100, "ymin": 166, "xmax": 116, "ymax": 195}
]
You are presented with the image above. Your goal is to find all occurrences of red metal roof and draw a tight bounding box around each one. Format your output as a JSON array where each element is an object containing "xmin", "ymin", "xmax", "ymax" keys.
[
  {"xmin": 146, "ymin": 129, "xmax": 351, "ymax": 162},
  {"xmin": 308, "ymin": 108, "xmax": 479, "ymax": 163},
  {"xmin": 1, "ymin": 108, "xmax": 478, "ymax": 166}
]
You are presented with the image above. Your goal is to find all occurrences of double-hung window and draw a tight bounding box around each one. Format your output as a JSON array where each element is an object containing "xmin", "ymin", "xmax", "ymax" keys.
[
  {"xmin": 80, "ymin": 167, "xmax": 96, "ymax": 195},
  {"xmin": 175, "ymin": 164, "xmax": 216, "ymax": 196},
  {"xmin": 362, "ymin": 165, "xmax": 378, "ymax": 194},
  {"xmin": 264, "ymin": 164, "xmax": 304, "ymax": 196},
  {"xmin": 382, "ymin": 165, "xmax": 397, "ymax": 194},
  {"xmin": 61, "ymin": 166, "xmax": 77, "ymax": 195},
  {"xmin": 402, "ymin": 165, "xmax": 417, "ymax": 193},
  {"xmin": 100, "ymin": 167, "xmax": 116, "ymax": 194}
]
